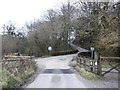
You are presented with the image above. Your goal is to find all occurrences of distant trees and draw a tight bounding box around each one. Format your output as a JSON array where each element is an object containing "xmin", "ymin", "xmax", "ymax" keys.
[
  {"xmin": 2, "ymin": 0, "xmax": 119, "ymax": 57},
  {"xmin": 74, "ymin": 1, "xmax": 119, "ymax": 56},
  {"xmin": 2, "ymin": 21, "xmax": 16, "ymax": 37},
  {"xmin": 25, "ymin": 1, "xmax": 120, "ymax": 57},
  {"xmin": 2, "ymin": 21, "xmax": 27, "ymax": 55},
  {"xmin": 27, "ymin": 22, "xmax": 50, "ymax": 56},
  {"xmin": 114, "ymin": 1, "xmax": 120, "ymax": 56},
  {"xmin": 25, "ymin": 2, "xmax": 78, "ymax": 56}
]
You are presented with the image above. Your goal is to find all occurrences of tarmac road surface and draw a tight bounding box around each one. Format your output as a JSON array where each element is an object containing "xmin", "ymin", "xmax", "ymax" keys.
[{"xmin": 26, "ymin": 54, "xmax": 86, "ymax": 88}]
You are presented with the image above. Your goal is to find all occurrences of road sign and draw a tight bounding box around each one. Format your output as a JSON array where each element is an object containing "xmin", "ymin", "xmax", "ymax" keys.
[
  {"xmin": 90, "ymin": 47, "xmax": 94, "ymax": 51},
  {"xmin": 48, "ymin": 46, "xmax": 52, "ymax": 51}
]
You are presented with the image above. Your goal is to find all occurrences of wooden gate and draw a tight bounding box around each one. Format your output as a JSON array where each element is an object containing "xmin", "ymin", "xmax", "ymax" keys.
[
  {"xmin": 99, "ymin": 56, "xmax": 120, "ymax": 76},
  {"xmin": 77, "ymin": 51, "xmax": 120, "ymax": 76}
]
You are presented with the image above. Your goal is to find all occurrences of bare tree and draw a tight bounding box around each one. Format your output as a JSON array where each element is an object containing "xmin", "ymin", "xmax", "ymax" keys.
[{"xmin": 2, "ymin": 21, "xmax": 16, "ymax": 37}]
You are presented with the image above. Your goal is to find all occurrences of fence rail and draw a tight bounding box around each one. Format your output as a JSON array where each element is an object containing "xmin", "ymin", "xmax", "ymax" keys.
[
  {"xmin": 101, "ymin": 57, "xmax": 120, "ymax": 59},
  {"xmin": 4, "ymin": 56, "xmax": 35, "ymax": 59},
  {"xmin": 2, "ymin": 56, "xmax": 36, "ymax": 76}
]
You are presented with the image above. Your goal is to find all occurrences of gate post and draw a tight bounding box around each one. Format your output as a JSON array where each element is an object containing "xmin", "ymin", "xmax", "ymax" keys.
[
  {"xmin": 97, "ymin": 53, "xmax": 102, "ymax": 76},
  {"xmin": 90, "ymin": 47, "xmax": 94, "ymax": 72}
]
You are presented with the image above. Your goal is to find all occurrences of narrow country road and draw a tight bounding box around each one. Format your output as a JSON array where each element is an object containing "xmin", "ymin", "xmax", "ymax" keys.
[{"xmin": 25, "ymin": 54, "xmax": 86, "ymax": 88}]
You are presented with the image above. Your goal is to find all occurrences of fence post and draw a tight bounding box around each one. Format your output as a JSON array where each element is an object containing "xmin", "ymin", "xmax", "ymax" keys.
[
  {"xmin": 83, "ymin": 58, "xmax": 86, "ymax": 70},
  {"xmin": 79, "ymin": 57, "xmax": 81, "ymax": 68},
  {"xmin": 97, "ymin": 53, "xmax": 102, "ymax": 76}
]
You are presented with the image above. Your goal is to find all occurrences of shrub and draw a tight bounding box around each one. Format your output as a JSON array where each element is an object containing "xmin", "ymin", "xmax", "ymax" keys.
[{"xmin": 1, "ymin": 66, "xmax": 36, "ymax": 89}]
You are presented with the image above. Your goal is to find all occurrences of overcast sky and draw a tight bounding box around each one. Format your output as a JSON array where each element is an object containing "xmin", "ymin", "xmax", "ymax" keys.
[
  {"xmin": 0, "ymin": 0, "xmax": 118, "ymax": 33},
  {"xmin": 0, "ymin": 0, "xmax": 67, "ymax": 31}
]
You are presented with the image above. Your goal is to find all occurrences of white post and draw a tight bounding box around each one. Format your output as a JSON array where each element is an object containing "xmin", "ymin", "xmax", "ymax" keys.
[
  {"xmin": 90, "ymin": 47, "xmax": 94, "ymax": 72},
  {"xmin": 0, "ymin": 35, "xmax": 2, "ymax": 89},
  {"xmin": 90, "ymin": 47, "xmax": 94, "ymax": 59},
  {"xmin": 0, "ymin": 35, "xmax": 2, "ymax": 59}
]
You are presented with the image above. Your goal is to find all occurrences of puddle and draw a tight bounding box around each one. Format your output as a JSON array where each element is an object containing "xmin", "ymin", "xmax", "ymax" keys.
[{"xmin": 59, "ymin": 58, "xmax": 66, "ymax": 60}]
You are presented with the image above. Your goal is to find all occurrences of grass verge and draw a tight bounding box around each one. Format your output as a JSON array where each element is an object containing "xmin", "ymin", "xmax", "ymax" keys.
[
  {"xmin": 1, "ymin": 66, "xmax": 37, "ymax": 89},
  {"xmin": 74, "ymin": 65, "xmax": 104, "ymax": 80}
]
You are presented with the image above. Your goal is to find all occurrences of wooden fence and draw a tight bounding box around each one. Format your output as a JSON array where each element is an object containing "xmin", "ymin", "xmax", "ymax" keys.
[
  {"xmin": 70, "ymin": 43, "xmax": 120, "ymax": 76},
  {"xmin": 77, "ymin": 51, "xmax": 120, "ymax": 76},
  {"xmin": 77, "ymin": 52, "xmax": 99, "ymax": 74},
  {"xmin": 2, "ymin": 56, "xmax": 36, "ymax": 76}
]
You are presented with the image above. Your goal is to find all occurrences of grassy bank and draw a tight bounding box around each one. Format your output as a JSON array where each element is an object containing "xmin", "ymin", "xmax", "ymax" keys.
[
  {"xmin": 74, "ymin": 65, "xmax": 104, "ymax": 80},
  {"xmin": 1, "ymin": 66, "xmax": 37, "ymax": 89}
]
